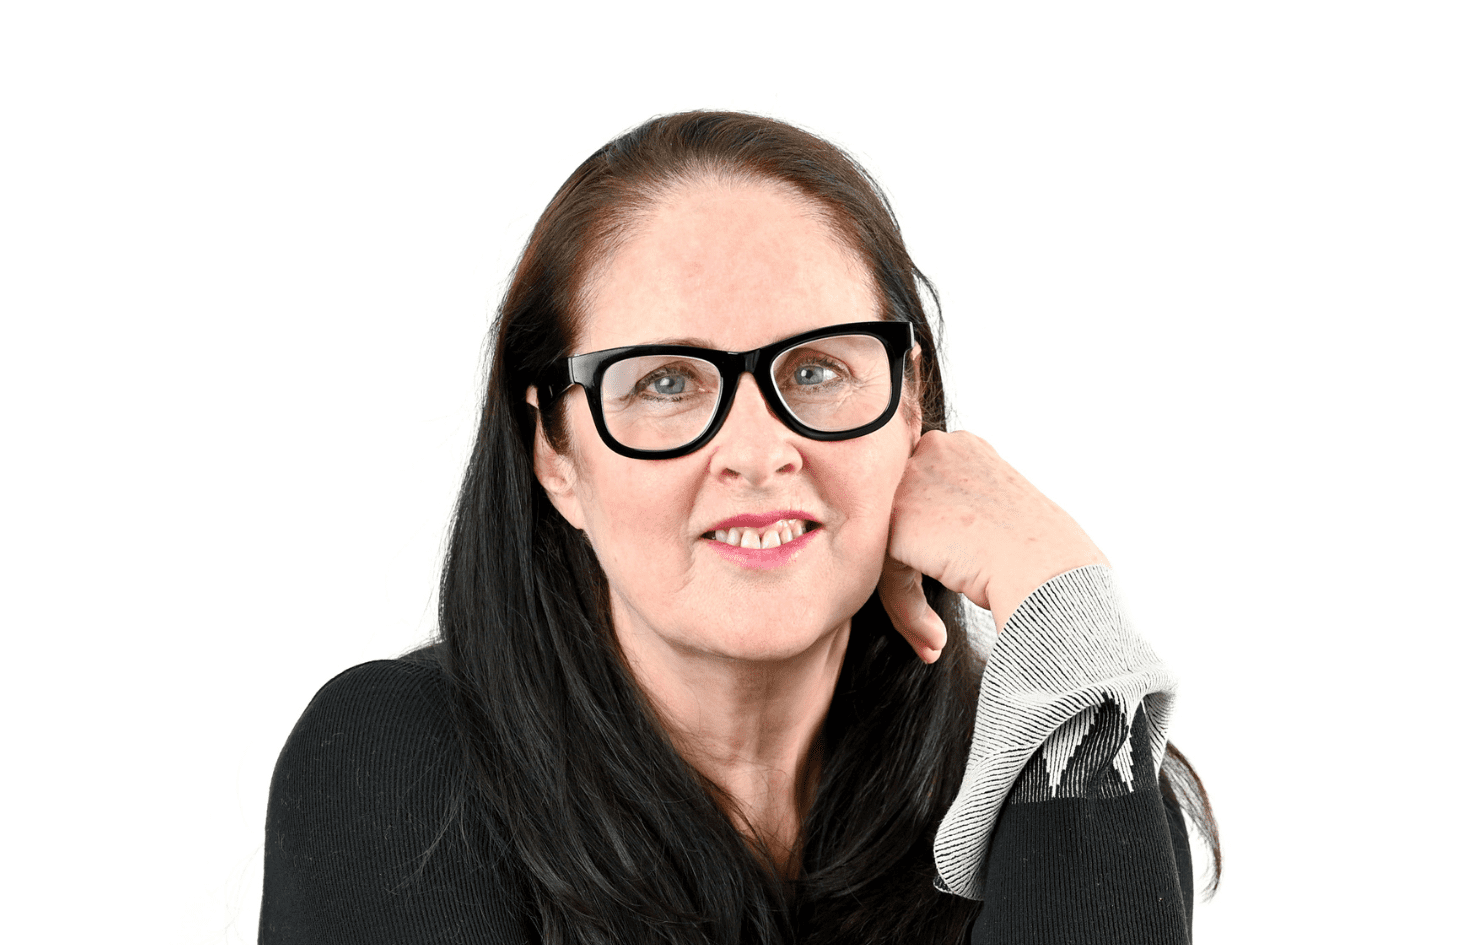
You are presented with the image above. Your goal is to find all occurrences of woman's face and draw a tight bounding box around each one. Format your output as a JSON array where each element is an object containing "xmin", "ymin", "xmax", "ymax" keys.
[{"xmin": 532, "ymin": 180, "xmax": 921, "ymax": 665}]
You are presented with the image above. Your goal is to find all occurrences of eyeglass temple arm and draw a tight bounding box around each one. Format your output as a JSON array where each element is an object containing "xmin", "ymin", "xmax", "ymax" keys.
[{"xmin": 537, "ymin": 360, "xmax": 574, "ymax": 408}]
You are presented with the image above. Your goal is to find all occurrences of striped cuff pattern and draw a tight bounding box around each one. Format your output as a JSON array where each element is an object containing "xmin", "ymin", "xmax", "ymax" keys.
[{"xmin": 932, "ymin": 565, "xmax": 1177, "ymax": 899}]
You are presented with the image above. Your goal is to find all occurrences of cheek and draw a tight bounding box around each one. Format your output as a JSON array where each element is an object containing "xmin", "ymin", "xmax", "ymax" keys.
[
  {"xmin": 817, "ymin": 432, "xmax": 912, "ymax": 546},
  {"xmin": 575, "ymin": 456, "xmax": 699, "ymax": 573},
  {"xmin": 567, "ymin": 404, "xmax": 667, "ymax": 533},
  {"xmin": 861, "ymin": 415, "xmax": 915, "ymax": 493}
]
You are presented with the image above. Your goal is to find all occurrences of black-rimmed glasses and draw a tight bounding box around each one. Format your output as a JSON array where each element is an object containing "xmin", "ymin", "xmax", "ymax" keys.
[{"xmin": 537, "ymin": 321, "xmax": 914, "ymax": 460}]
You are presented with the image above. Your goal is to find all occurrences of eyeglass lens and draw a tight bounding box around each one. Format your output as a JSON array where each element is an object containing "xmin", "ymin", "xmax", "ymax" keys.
[{"xmin": 597, "ymin": 333, "xmax": 893, "ymax": 452}]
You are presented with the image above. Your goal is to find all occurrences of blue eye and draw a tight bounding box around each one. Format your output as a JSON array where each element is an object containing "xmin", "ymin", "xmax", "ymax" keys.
[
  {"xmin": 638, "ymin": 372, "xmax": 690, "ymax": 398},
  {"xmin": 793, "ymin": 364, "xmax": 838, "ymax": 386},
  {"xmin": 651, "ymin": 374, "xmax": 686, "ymax": 395}
]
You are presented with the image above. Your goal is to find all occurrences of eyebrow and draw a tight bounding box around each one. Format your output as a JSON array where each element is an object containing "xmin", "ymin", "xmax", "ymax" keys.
[
  {"xmin": 644, "ymin": 336, "xmax": 713, "ymax": 347},
  {"xmin": 633, "ymin": 319, "xmax": 884, "ymax": 351}
]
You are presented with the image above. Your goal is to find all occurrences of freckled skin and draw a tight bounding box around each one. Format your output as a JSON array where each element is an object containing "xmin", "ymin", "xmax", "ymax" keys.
[{"xmin": 541, "ymin": 180, "xmax": 920, "ymax": 666}]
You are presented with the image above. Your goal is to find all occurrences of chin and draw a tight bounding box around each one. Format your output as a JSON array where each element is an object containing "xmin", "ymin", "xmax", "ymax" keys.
[{"xmin": 687, "ymin": 618, "xmax": 846, "ymax": 664}]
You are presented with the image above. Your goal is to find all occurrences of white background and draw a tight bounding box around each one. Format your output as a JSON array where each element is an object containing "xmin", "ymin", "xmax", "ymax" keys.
[{"xmin": 3, "ymin": 2, "xmax": 1476, "ymax": 942}]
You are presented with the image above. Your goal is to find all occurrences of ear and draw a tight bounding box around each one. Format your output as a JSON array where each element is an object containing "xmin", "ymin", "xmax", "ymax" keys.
[{"xmin": 525, "ymin": 386, "xmax": 588, "ymax": 531}]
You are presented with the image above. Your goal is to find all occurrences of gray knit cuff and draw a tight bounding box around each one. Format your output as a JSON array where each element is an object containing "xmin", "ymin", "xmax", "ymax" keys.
[{"xmin": 932, "ymin": 564, "xmax": 1177, "ymax": 899}]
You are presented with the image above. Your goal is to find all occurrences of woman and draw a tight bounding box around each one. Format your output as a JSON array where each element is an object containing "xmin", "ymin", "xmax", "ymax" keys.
[{"xmin": 260, "ymin": 111, "xmax": 1219, "ymax": 944}]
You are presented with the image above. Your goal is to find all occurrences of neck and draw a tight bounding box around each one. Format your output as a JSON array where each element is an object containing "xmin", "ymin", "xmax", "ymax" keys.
[{"xmin": 615, "ymin": 618, "xmax": 850, "ymax": 876}]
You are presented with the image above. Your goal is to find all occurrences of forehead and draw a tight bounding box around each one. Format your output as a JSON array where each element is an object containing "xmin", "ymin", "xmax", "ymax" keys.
[{"xmin": 577, "ymin": 180, "xmax": 879, "ymax": 355}]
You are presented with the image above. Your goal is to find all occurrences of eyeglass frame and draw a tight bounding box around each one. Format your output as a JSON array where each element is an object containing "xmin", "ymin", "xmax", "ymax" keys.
[{"xmin": 536, "ymin": 320, "xmax": 916, "ymax": 460}]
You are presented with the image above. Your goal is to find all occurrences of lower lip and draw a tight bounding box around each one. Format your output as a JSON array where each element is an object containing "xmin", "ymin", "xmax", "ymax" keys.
[{"xmin": 706, "ymin": 527, "xmax": 820, "ymax": 571}]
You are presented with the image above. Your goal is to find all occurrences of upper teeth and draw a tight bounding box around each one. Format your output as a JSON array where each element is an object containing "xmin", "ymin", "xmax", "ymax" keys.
[{"xmin": 710, "ymin": 519, "xmax": 811, "ymax": 549}]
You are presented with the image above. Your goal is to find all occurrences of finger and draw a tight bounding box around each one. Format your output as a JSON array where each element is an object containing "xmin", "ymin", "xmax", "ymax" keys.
[{"xmin": 877, "ymin": 556, "xmax": 948, "ymax": 663}]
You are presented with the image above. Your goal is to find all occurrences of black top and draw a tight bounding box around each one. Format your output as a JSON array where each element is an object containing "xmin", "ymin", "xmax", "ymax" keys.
[{"xmin": 260, "ymin": 652, "xmax": 1196, "ymax": 944}]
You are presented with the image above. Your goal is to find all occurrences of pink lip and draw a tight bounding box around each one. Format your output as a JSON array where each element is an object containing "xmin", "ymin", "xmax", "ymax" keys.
[
  {"xmin": 704, "ymin": 509, "xmax": 817, "ymax": 533},
  {"xmin": 706, "ymin": 525, "xmax": 821, "ymax": 571}
]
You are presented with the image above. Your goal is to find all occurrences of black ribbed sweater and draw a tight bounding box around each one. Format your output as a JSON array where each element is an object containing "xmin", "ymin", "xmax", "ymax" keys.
[{"xmin": 260, "ymin": 567, "xmax": 1197, "ymax": 943}]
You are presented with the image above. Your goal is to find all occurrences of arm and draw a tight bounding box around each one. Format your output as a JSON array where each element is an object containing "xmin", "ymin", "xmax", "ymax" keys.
[
  {"xmin": 872, "ymin": 428, "xmax": 1200, "ymax": 938},
  {"xmin": 260, "ymin": 658, "xmax": 531, "ymax": 945},
  {"xmin": 935, "ymin": 566, "xmax": 1193, "ymax": 943},
  {"xmin": 969, "ymin": 709, "xmax": 1194, "ymax": 944}
]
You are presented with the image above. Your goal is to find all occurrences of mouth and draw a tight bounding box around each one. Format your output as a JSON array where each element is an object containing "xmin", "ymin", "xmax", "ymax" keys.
[{"xmin": 701, "ymin": 518, "xmax": 820, "ymax": 550}]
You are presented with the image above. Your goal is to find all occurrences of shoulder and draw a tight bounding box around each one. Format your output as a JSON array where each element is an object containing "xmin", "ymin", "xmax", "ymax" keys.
[
  {"xmin": 284, "ymin": 653, "xmax": 454, "ymax": 755},
  {"xmin": 263, "ymin": 651, "xmax": 534, "ymax": 943},
  {"xmin": 267, "ymin": 652, "xmax": 461, "ymax": 835},
  {"xmin": 304, "ymin": 647, "xmax": 449, "ymax": 721}
]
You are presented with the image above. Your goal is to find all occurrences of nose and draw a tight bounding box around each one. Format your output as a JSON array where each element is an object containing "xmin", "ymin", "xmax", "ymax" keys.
[{"xmin": 706, "ymin": 373, "xmax": 801, "ymax": 486}]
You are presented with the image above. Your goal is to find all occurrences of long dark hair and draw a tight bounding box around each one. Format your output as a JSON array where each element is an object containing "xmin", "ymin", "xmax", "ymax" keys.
[{"xmin": 437, "ymin": 111, "xmax": 1218, "ymax": 945}]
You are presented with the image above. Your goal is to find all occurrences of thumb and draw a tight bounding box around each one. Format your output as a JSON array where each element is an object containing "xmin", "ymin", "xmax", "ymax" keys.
[{"xmin": 877, "ymin": 555, "xmax": 948, "ymax": 663}]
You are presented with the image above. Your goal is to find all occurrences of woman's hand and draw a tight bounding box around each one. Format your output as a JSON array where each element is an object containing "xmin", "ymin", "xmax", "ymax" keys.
[{"xmin": 877, "ymin": 430, "xmax": 1109, "ymax": 663}]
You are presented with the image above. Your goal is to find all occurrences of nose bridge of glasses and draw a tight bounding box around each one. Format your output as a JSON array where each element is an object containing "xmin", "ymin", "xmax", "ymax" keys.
[
  {"xmin": 721, "ymin": 364, "xmax": 786, "ymax": 434},
  {"xmin": 710, "ymin": 347, "xmax": 778, "ymax": 418},
  {"xmin": 740, "ymin": 349, "xmax": 763, "ymax": 375}
]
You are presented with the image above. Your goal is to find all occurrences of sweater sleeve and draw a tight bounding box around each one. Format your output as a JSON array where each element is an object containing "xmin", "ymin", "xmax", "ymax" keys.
[
  {"xmin": 259, "ymin": 658, "xmax": 533, "ymax": 945},
  {"xmin": 933, "ymin": 565, "xmax": 1193, "ymax": 943}
]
